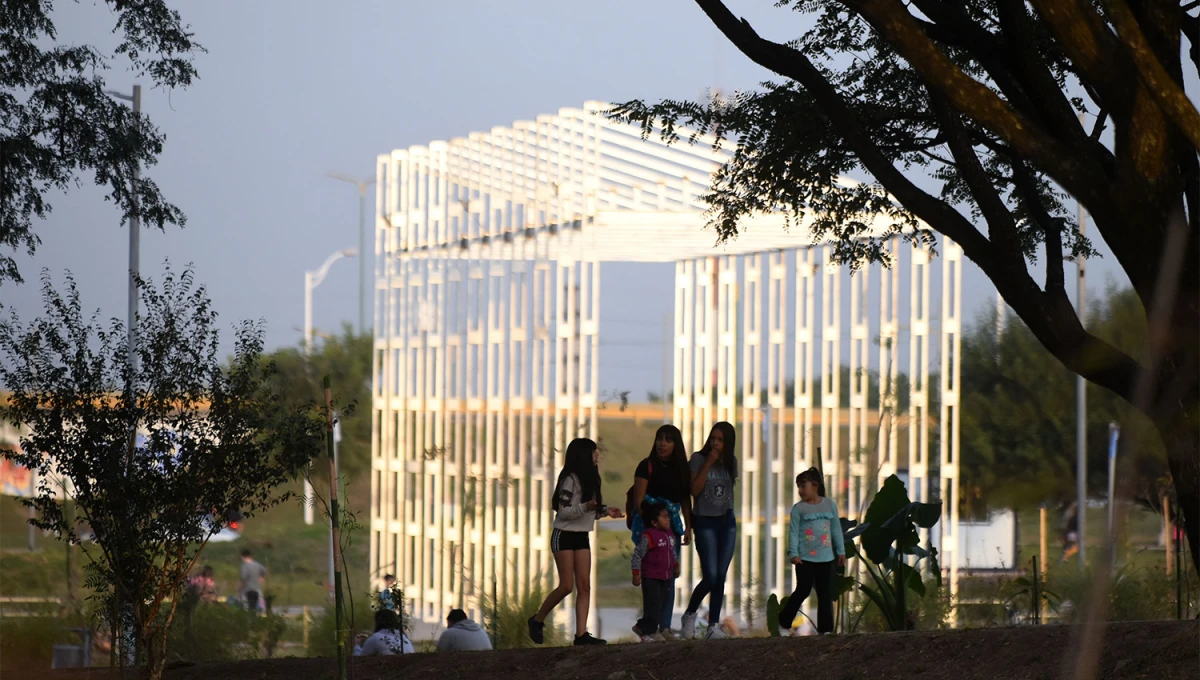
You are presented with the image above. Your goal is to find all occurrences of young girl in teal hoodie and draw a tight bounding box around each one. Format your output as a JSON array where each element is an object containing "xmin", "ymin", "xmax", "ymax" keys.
[{"xmin": 777, "ymin": 467, "xmax": 845, "ymax": 634}]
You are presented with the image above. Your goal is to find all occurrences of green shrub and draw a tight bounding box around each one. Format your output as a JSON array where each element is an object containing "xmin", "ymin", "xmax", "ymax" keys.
[
  {"xmin": 1044, "ymin": 565, "xmax": 1193, "ymax": 623},
  {"xmin": 0, "ymin": 616, "xmax": 60, "ymax": 673},
  {"xmin": 481, "ymin": 583, "xmax": 566, "ymax": 649},
  {"xmin": 307, "ymin": 606, "xmax": 338, "ymax": 658},
  {"xmin": 165, "ymin": 603, "xmax": 287, "ymax": 662}
]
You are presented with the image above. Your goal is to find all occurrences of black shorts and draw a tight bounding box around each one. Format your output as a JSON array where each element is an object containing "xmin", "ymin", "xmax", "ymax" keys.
[{"xmin": 551, "ymin": 529, "xmax": 590, "ymax": 553}]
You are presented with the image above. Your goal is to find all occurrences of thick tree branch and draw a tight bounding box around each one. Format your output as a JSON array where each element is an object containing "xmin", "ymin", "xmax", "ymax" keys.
[
  {"xmin": 927, "ymin": 89, "xmax": 1025, "ymax": 263},
  {"xmin": 840, "ymin": 1, "xmax": 1113, "ymax": 212},
  {"xmin": 1011, "ymin": 162, "xmax": 1068, "ymax": 297},
  {"xmin": 693, "ymin": 0, "xmax": 990, "ymax": 258},
  {"xmin": 923, "ymin": 0, "xmax": 1082, "ymax": 148},
  {"xmin": 1027, "ymin": 0, "xmax": 1136, "ymax": 106},
  {"xmin": 1103, "ymin": 0, "xmax": 1200, "ymax": 151},
  {"xmin": 693, "ymin": 0, "xmax": 1147, "ymax": 405}
]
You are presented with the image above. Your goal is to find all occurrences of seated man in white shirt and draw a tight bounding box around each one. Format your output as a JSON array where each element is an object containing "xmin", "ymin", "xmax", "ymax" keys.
[
  {"xmin": 354, "ymin": 609, "xmax": 414, "ymax": 656},
  {"xmin": 436, "ymin": 609, "xmax": 493, "ymax": 652}
]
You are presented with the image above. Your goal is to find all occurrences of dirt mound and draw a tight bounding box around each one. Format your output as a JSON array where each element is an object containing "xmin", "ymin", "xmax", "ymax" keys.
[{"xmin": 49, "ymin": 620, "xmax": 1197, "ymax": 680}]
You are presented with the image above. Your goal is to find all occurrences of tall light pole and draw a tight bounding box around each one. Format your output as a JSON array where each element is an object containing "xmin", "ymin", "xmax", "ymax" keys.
[
  {"xmin": 303, "ymin": 248, "xmax": 357, "ymax": 525},
  {"xmin": 1075, "ymin": 113, "xmax": 1089, "ymax": 571},
  {"xmin": 105, "ymin": 82, "xmax": 140, "ymax": 670},
  {"xmin": 105, "ymin": 85, "xmax": 142, "ymax": 386},
  {"xmin": 327, "ymin": 172, "xmax": 375, "ymax": 334}
]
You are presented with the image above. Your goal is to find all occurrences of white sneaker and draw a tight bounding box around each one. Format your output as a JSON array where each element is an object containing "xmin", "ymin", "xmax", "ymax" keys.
[
  {"xmin": 705, "ymin": 625, "xmax": 727, "ymax": 640},
  {"xmin": 680, "ymin": 611, "xmax": 696, "ymax": 639},
  {"xmin": 659, "ymin": 628, "xmax": 677, "ymax": 641}
]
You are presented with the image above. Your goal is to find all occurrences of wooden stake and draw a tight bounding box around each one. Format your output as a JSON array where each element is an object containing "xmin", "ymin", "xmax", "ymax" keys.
[
  {"xmin": 325, "ymin": 376, "xmax": 345, "ymax": 680},
  {"xmin": 1164, "ymin": 496, "xmax": 1173, "ymax": 577},
  {"xmin": 1039, "ymin": 507, "xmax": 1048, "ymax": 621}
]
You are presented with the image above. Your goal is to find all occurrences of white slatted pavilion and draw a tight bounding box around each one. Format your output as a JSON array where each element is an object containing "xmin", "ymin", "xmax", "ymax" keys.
[{"xmin": 369, "ymin": 101, "xmax": 963, "ymax": 633}]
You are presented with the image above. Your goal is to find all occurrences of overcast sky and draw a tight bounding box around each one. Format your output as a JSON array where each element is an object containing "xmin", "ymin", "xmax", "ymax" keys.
[{"xmin": 5, "ymin": 1, "xmax": 1133, "ymax": 400}]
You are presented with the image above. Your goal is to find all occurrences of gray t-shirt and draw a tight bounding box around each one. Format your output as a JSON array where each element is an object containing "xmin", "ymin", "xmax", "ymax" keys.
[
  {"xmin": 239, "ymin": 559, "xmax": 267, "ymax": 595},
  {"xmin": 689, "ymin": 453, "xmax": 735, "ymax": 517}
]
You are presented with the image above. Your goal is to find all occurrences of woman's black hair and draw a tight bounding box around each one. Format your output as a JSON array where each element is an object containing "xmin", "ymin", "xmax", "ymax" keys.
[
  {"xmin": 696, "ymin": 421, "xmax": 738, "ymax": 480},
  {"xmin": 640, "ymin": 500, "xmax": 668, "ymax": 526},
  {"xmin": 374, "ymin": 607, "xmax": 401, "ymax": 633},
  {"xmin": 551, "ymin": 438, "xmax": 602, "ymax": 511},
  {"xmin": 795, "ymin": 467, "xmax": 827, "ymax": 498},
  {"xmin": 649, "ymin": 424, "xmax": 690, "ymax": 496}
]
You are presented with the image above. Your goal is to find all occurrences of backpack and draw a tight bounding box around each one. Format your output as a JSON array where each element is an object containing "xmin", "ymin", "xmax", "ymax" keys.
[{"xmin": 624, "ymin": 459, "xmax": 652, "ymax": 529}]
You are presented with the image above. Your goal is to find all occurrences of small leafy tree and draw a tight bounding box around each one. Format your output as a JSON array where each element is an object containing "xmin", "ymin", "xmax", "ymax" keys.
[
  {"xmin": 0, "ymin": 267, "xmax": 324, "ymax": 680},
  {"xmin": 1, "ymin": 1, "xmax": 203, "ymax": 284},
  {"xmin": 835, "ymin": 475, "xmax": 942, "ymax": 631}
]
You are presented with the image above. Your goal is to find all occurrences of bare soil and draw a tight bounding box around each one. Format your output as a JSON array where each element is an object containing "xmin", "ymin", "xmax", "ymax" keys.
[{"xmin": 46, "ymin": 620, "xmax": 1198, "ymax": 680}]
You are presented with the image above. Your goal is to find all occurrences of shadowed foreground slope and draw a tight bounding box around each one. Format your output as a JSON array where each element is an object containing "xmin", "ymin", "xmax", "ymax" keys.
[{"xmin": 50, "ymin": 620, "xmax": 1197, "ymax": 680}]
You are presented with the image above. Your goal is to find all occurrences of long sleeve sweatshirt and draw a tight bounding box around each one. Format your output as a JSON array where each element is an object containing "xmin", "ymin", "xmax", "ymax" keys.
[
  {"xmin": 787, "ymin": 497, "xmax": 845, "ymax": 563},
  {"xmin": 553, "ymin": 474, "xmax": 606, "ymax": 532}
]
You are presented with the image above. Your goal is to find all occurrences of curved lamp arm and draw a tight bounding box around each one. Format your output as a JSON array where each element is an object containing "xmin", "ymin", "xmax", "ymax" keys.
[{"xmin": 309, "ymin": 248, "xmax": 357, "ymax": 288}]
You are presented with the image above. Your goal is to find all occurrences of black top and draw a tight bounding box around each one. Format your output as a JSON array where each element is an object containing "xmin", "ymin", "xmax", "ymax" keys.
[{"xmin": 635, "ymin": 455, "xmax": 688, "ymax": 504}]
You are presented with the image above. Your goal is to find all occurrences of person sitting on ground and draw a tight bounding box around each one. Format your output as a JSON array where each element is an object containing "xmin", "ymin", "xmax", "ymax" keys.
[
  {"xmin": 354, "ymin": 609, "xmax": 414, "ymax": 656},
  {"xmin": 436, "ymin": 608, "xmax": 493, "ymax": 651}
]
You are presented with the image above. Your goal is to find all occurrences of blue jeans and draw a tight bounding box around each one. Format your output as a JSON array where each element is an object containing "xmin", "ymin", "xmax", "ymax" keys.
[{"xmin": 686, "ymin": 510, "xmax": 737, "ymax": 624}]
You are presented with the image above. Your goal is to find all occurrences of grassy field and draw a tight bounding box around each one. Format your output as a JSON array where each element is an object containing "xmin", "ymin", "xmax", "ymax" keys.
[
  {"xmin": 0, "ymin": 479, "xmax": 372, "ymax": 609},
  {"xmin": 0, "ymin": 412, "xmax": 1181, "ymax": 612}
]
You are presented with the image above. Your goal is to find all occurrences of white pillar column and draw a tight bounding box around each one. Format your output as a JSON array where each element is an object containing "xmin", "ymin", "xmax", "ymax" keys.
[
  {"xmin": 820, "ymin": 247, "xmax": 842, "ymax": 502},
  {"xmin": 877, "ymin": 238, "xmax": 900, "ymax": 488},
  {"xmin": 847, "ymin": 263, "xmax": 870, "ymax": 519},
  {"xmin": 939, "ymin": 238, "xmax": 963, "ymax": 621}
]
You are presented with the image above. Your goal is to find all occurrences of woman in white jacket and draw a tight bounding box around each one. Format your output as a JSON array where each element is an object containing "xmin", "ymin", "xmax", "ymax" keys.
[{"xmin": 528, "ymin": 438, "xmax": 623, "ymax": 646}]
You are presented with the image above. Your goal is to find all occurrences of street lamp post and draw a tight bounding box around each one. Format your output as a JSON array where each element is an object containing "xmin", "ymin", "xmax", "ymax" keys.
[
  {"xmin": 303, "ymin": 248, "xmax": 357, "ymax": 525},
  {"xmin": 105, "ymin": 84, "xmax": 142, "ymax": 393},
  {"xmin": 327, "ymin": 172, "xmax": 375, "ymax": 335},
  {"xmin": 1075, "ymin": 113, "xmax": 1089, "ymax": 571},
  {"xmin": 104, "ymin": 82, "xmax": 140, "ymax": 671}
]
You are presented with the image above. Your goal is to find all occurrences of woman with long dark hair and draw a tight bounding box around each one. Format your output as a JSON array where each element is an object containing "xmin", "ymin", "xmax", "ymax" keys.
[
  {"xmin": 630, "ymin": 424, "xmax": 692, "ymax": 635},
  {"xmin": 680, "ymin": 421, "xmax": 738, "ymax": 639},
  {"xmin": 528, "ymin": 438, "xmax": 622, "ymax": 646}
]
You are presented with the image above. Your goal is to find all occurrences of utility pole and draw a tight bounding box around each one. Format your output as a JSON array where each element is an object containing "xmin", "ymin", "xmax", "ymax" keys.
[
  {"xmin": 1075, "ymin": 113, "xmax": 1089, "ymax": 571},
  {"xmin": 303, "ymin": 249, "xmax": 356, "ymax": 525},
  {"xmin": 105, "ymin": 85, "xmax": 142, "ymax": 381},
  {"xmin": 327, "ymin": 172, "xmax": 376, "ymax": 334},
  {"xmin": 104, "ymin": 82, "xmax": 141, "ymax": 670}
]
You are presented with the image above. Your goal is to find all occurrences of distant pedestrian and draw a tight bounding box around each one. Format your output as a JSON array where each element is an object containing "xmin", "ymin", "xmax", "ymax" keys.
[
  {"xmin": 777, "ymin": 467, "xmax": 845, "ymax": 635},
  {"xmin": 354, "ymin": 609, "xmax": 414, "ymax": 656},
  {"xmin": 187, "ymin": 565, "xmax": 217, "ymax": 603},
  {"xmin": 437, "ymin": 608, "xmax": 492, "ymax": 651},
  {"xmin": 238, "ymin": 549, "xmax": 268, "ymax": 613},
  {"xmin": 681, "ymin": 422, "xmax": 738, "ymax": 640},
  {"xmin": 631, "ymin": 502, "xmax": 680, "ymax": 642},
  {"xmin": 1061, "ymin": 502, "xmax": 1080, "ymax": 563},
  {"xmin": 527, "ymin": 438, "xmax": 623, "ymax": 647}
]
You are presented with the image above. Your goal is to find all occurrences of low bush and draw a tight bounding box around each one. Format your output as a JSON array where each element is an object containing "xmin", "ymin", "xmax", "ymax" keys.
[
  {"xmin": 482, "ymin": 582, "xmax": 566, "ymax": 649},
  {"xmin": 166, "ymin": 602, "xmax": 287, "ymax": 662},
  {"xmin": 0, "ymin": 616, "xmax": 60, "ymax": 673}
]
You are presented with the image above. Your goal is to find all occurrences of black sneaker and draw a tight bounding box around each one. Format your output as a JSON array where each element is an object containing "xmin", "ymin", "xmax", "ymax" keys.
[
  {"xmin": 528, "ymin": 616, "xmax": 545, "ymax": 645},
  {"xmin": 574, "ymin": 632, "xmax": 607, "ymax": 646}
]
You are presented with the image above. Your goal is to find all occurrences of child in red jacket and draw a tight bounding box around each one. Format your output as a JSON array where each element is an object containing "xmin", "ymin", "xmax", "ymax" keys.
[{"xmin": 631, "ymin": 502, "xmax": 680, "ymax": 642}]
